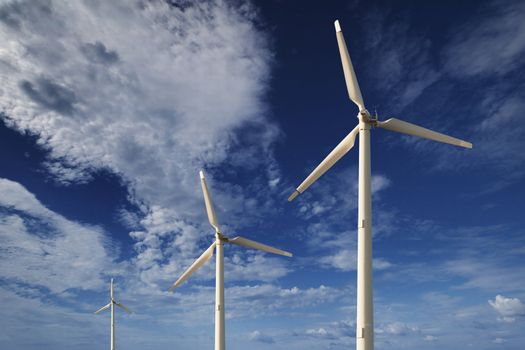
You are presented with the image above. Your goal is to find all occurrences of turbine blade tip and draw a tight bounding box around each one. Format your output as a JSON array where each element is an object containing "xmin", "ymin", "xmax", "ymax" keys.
[
  {"xmin": 334, "ymin": 20, "xmax": 341, "ymax": 32},
  {"xmin": 199, "ymin": 170, "xmax": 205, "ymax": 179},
  {"xmin": 461, "ymin": 141, "xmax": 473, "ymax": 149},
  {"xmin": 288, "ymin": 190, "xmax": 300, "ymax": 202}
]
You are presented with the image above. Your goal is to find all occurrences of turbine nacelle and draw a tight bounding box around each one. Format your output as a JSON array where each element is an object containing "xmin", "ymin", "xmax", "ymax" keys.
[{"xmin": 358, "ymin": 109, "xmax": 374, "ymax": 123}]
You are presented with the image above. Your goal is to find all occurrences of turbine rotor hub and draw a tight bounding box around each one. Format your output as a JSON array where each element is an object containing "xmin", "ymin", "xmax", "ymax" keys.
[
  {"xmin": 358, "ymin": 109, "xmax": 372, "ymax": 122},
  {"xmin": 216, "ymin": 231, "xmax": 227, "ymax": 241}
]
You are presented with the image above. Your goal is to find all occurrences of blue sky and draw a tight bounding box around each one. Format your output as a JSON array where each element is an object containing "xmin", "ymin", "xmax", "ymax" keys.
[{"xmin": 0, "ymin": 0, "xmax": 524, "ymax": 349}]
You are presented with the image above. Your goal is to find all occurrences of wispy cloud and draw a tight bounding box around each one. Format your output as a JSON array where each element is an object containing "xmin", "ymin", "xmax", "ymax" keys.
[
  {"xmin": 360, "ymin": 7, "xmax": 441, "ymax": 111},
  {"xmin": 443, "ymin": 1, "xmax": 525, "ymax": 78},
  {"xmin": 0, "ymin": 178, "xmax": 116, "ymax": 293}
]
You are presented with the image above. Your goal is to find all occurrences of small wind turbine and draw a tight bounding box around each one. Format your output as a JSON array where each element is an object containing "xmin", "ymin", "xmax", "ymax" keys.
[
  {"xmin": 288, "ymin": 20, "xmax": 472, "ymax": 350},
  {"xmin": 169, "ymin": 170, "xmax": 292, "ymax": 350},
  {"xmin": 94, "ymin": 279, "xmax": 132, "ymax": 350}
]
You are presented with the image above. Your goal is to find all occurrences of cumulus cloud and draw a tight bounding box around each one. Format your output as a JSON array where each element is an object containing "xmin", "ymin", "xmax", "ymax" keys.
[
  {"xmin": 0, "ymin": 0, "xmax": 279, "ymax": 287},
  {"xmin": 489, "ymin": 295, "xmax": 525, "ymax": 323},
  {"xmin": 249, "ymin": 330, "xmax": 275, "ymax": 344},
  {"xmin": 379, "ymin": 322, "xmax": 419, "ymax": 336},
  {"xmin": 301, "ymin": 319, "xmax": 354, "ymax": 340},
  {"xmin": 321, "ymin": 248, "xmax": 356, "ymax": 271}
]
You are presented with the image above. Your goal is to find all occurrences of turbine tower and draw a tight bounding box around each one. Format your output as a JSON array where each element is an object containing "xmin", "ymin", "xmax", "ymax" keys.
[
  {"xmin": 94, "ymin": 279, "xmax": 133, "ymax": 350},
  {"xmin": 288, "ymin": 20, "xmax": 472, "ymax": 350},
  {"xmin": 169, "ymin": 170, "xmax": 292, "ymax": 350}
]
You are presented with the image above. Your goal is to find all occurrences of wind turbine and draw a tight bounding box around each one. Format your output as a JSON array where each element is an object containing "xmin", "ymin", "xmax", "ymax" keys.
[
  {"xmin": 288, "ymin": 20, "xmax": 472, "ymax": 350},
  {"xmin": 169, "ymin": 170, "xmax": 292, "ymax": 350},
  {"xmin": 94, "ymin": 279, "xmax": 132, "ymax": 350}
]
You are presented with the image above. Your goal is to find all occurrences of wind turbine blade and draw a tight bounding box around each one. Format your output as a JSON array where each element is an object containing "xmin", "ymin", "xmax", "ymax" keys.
[
  {"xmin": 168, "ymin": 241, "xmax": 216, "ymax": 292},
  {"xmin": 288, "ymin": 125, "xmax": 359, "ymax": 201},
  {"xmin": 228, "ymin": 236, "xmax": 292, "ymax": 257},
  {"xmin": 376, "ymin": 118, "xmax": 473, "ymax": 149},
  {"xmin": 200, "ymin": 170, "xmax": 219, "ymax": 231},
  {"xmin": 335, "ymin": 20, "xmax": 365, "ymax": 111},
  {"xmin": 116, "ymin": 302, "xmax": 133, "ymax": 314},
  {"xmin": 110, "ymin": 278, "xmax": 114, "ymax": 299},
  {"xmin": 94, "ymin": 303, "xmax": 111, "ymax": 314}
]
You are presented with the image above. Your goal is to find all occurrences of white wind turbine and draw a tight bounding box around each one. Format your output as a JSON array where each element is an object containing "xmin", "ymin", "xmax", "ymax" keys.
[
  {"xmin": 169, "ymin": 170, "xmax": 292, "ymax": 350},
  {"xmin": 288, "ymin": 20, "xmax": 472, "ymax": 350},
  {"xmin": 94, "ymin": 279, "xmax": 132, "ymax": 350}
]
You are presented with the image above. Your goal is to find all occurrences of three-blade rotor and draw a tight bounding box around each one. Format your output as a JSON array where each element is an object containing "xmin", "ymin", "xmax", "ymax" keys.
[
  {"xmin": 288, "ymin": 20, "xmax": 472, "ymax": 201},
  {"xmin": 94, "ymin": 279, "xmax": 133, "ymax": 314},
  {"xmin": 169, "ymin": 171, "xmax": 292, "ymax": 291}
]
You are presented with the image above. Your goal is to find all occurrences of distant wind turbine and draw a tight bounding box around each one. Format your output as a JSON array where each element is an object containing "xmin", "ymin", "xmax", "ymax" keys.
[
  {"xmin": 288, "ymin": 20, "xmax": 472, "ymax": 350},
  {"xmin": 94, "ymin": 279, "xmax": 132, "ymax": 350},
  {"xmin": 169, "ymin": 170, "xmax": 292, "ymax": 350}
]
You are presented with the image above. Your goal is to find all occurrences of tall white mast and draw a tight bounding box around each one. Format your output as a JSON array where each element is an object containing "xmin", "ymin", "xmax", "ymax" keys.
[
  {"xmin": 110, "ymin": 279, "xmax": 115, "ymax": 350},
  {"xmin": 94, "ymin": 279, "xmax": 133, "ymax": 350},
  {"xmin": 170, "ymin": 171, "xmax": 292, "ymax": 350},
  {"xmin": 288, "ymin": 20, "xmax": 472, "ymax": 350},
  {"xmin": 357, "ymin": 112, "xmax": 373, "ymax": 350},
  {"xmin": 215, "ymin": 232, "xmax": 225, "ymax": 350}
]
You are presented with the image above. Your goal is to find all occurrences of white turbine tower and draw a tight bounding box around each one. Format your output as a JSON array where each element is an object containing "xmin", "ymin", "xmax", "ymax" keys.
[
  {"xmin": 94, "ymin": 279, "xmax": 132, "ymax": 350},
  {"xmin": 288, "ymin": 20, "xmax": 472, "ymax": 350},
  {"xmin": 169, "ymin": 170, "xmax": 292, "ymax": 350}
]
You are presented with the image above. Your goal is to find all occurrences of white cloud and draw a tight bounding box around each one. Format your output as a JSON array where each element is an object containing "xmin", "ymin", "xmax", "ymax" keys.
[
  {"xmin": 380, "ymin": 322, "xmax": 419, "ymax": 336},
  {"xmin": 226, "ymin": 252, "xmax": 291, "ymax": 282},
  {"xmin": 321, "ymin": 248, "xmax": 356, "ymax": 271},
  {"xmin": 489, "ymin": 295, "xmax": 525, "ymax": 323},
  {"xmin": 302, "ymin": 319, "xmax": 354, "ymax": 340},
  {"xmin": 0, "ymin": 178, "xmax": 115, "ymax": 293},
  {"xmin": 0, "ymin": 0, "xmax": 278, "ymax": 286},
  {"xmin": 373, "ymin": 258, "xmax": 393, "ymax": 270},
  {"xmin": 249, "ymin": 330, "xmax": 275, "ymax": 344},
  {"xmin": 371, "ymin": 175, "xmax": 391, "ymax": 194}
]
